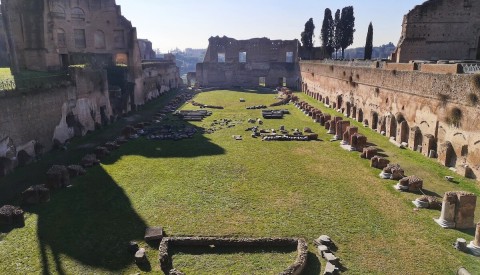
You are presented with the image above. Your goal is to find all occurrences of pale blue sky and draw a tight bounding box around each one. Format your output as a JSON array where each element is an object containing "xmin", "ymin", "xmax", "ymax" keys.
[{"xmin": 116, "ymin": 0, "xmax": 426, "ymax": 52}]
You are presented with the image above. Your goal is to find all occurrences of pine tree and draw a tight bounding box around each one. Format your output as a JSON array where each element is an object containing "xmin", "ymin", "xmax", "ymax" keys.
[
  {"xmin": 364, "ymin": 22, "xmax": 373, "ymax": 60},
  {"xmin": 340, "ymin": 6, "xmax": 355, "ymax": 59},
  {"xmin": 321, "ymin": 8, "xmax": 334, "ymax": 58}
]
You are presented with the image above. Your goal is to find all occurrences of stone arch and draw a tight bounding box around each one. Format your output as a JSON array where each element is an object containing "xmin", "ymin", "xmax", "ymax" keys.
[
  {"xmin": 357, "ymin": 108, "xmax": 364, "ymax": 123},
  {"xmin": 325, "ymin": 96, "xmax": 330, "ymax": 105},
  {"xmin": 71, "ymin": 7, "xmax": 86, "ymax": 20},
  {"xmin": 94, "ymin": 30, "xmax": 106, "ymax": 49},
  {"xmin": 51, "ymin": 4, "xmax": 66, "ymax": 18}
]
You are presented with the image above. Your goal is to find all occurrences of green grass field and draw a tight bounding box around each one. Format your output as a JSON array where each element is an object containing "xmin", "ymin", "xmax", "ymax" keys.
[{"xmin": 0, "ymin": 89, "xmax": 479, "ymax": 274}]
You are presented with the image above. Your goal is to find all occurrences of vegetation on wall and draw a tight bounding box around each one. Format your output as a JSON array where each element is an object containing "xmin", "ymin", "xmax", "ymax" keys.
[
  {"xmin": 447, "ymin": 107, "xmax": 463, "ymax": 127},
  {"xmin": 468, "ymin": 92, "xmax": 479, "ymax": 106}
]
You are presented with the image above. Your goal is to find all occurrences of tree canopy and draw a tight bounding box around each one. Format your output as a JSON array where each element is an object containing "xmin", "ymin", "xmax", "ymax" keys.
[
  {"xmin": 339, "ymin": 6, "xmax": 355, "ymax": 59},
  {"xmin": 333, "ymin": 9, "xmax": 342, "ymax": 59},
  {"xmin": 301, "ymin": 18, "xmax": 315, "ymax": 49},
  {"xmin": 320, "ymin": 8, "xmax": 334, "ymax": 57}
]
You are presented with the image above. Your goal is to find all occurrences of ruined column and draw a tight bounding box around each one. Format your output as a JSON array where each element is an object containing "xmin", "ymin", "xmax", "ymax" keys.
[
  {"xmin": 335, "ymin": 120, "xmax": 350, "ymax": 140},
  {"xmin": 455, "ymin": 192, "xmax": 477, "ymax": 229},
  {"xmin": 467, "ymin": 222, "xmax": 480, "ymax": 256},
  {"xmin": 434, "ymin": 192, "xmax": 458, "ymax": 229}
]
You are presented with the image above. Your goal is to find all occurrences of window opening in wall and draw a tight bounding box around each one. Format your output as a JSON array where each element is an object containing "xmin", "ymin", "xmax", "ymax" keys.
[
  {"xmin": 71, "ymin": 7, "xmax": 85, "ymax": 21},
  {"xmin": 239, "ymin": 51, "xmax": 247, "ymax": 63},
  {"xmin": 115, "ymin": 53, "xmax": 128, "ymax": 65},
  {"xmin": 259, "ymin": 77, "xmax": 266, "ymax": 87},
  {"xmin": 52, "ymin": 5, "xmax": 66, "ymax": 18},
  {"xmin": 218, "ymin": 53, "xmax": 226, "ymax": 63},
  {"xmin": 94, "ymin": 30, "xmax": 106, "ymax": 49},
  {"xmin": 57, "ymin": 28, "xmax": 66, "ymax": 47},
  {"xmin": 286, "ymin": 52, "xmax": 293, "ymax": 63},
  {"xmin": 74, "ymin": 29, "xmax": 86, "ymax": 48},
  {"xmin": 114, "ymin": 30, "xmax": 125, "ymax": 49},
  {"xmin": 278, "ymin": 77, "xmax": 287, "ymax": 87}
]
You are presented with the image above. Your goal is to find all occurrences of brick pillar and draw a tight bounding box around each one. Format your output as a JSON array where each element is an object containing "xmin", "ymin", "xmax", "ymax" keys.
[{"xmin": 455, "ymin": 192, "xmax": 477, "ymax": 229}]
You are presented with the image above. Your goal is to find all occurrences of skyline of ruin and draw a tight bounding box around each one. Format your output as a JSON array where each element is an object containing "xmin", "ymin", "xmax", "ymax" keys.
[{"xmin": 117, "ymin": 0, "xmax": 426, "ymax": 52}]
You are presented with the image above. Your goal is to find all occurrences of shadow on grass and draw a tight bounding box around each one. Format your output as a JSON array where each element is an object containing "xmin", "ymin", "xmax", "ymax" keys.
[{"xmin": 0, "ymin": 91, "xmax": 227, "ymax": 274}]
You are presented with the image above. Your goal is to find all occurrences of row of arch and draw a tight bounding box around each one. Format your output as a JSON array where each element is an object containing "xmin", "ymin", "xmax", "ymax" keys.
[
  {"xmin": 52, "ymin": 6, "xmax": 86, "ymax": 20},
  {"xmin": 302, "ymin": 81, "xmax": 479, "ymax": 179}
]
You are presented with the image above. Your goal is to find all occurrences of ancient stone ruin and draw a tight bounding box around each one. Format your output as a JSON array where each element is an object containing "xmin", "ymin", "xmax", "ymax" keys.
[
  {"xmin": 159, "ymin": 237, "xmax": 308, "ymax": 275},
  {"xmin": 435, "ymin": 192, "xmax": 477, "ymax": 229}
]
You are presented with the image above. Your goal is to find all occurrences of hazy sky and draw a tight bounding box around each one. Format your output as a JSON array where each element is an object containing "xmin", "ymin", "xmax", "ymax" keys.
[{"xmin": 116, "ymin": 0, "xmax": 426, "ymax": 52}]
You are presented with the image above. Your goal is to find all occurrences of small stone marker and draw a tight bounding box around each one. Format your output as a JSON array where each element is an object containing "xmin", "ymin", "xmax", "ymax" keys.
[
  {"xmin": 46, "ymin": 165, "xmax": 70, "ymax": 189},
  {"xmin": 324, "ymin": 262, "xmax": 339, "ymax": 275},
  {"xmin": 134, "ymin": 248, "xmax": 147, "ymax": 264},
  {"xmin": 314, "ymin": 235, "xmax": 333, "ymax": 247},
  {"xmin": 323, "ymin": 252, "xmax": 339, "ymax": 264},
  {"xmin": 145, "ymin": 227, "xmax": 164, "ymax": 242},
  {"xmin": 454, "ymin": 238, "xmax": 468, "ymax": 252}
]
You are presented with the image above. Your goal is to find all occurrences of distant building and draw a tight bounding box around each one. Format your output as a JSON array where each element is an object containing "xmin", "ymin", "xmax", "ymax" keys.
[
  {"xmin": 196, "ymin": 36, "xmax": 301, "ymax": 88},
  {"xmin": 393, "ymin": 0, "xmax": 480, "ymax": 62}
]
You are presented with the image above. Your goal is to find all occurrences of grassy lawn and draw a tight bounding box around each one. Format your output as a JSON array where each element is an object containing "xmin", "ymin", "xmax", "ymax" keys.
[
  {"xmin": 0, "ymin": 67, "xmax": 13, "ymax": 81},
  {"xmin": 0, "ymin": 89, "xmax": 479, "ymax": 274}
]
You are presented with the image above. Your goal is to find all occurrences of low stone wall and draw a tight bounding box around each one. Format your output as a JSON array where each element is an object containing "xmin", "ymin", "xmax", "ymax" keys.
[
  {"xmin": 300, "ymin": 61, "xmax": 480, "ymax": 180},
  {"xmin": 159, "ymin": 237, "xmax": 308, "ymax": 275}
]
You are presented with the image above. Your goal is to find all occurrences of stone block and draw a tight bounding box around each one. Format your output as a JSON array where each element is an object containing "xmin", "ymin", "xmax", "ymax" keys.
[
  {"xmin": 455, "ymin": 192, "xmax": 477, "ymax": 229},
  {"xmin": 397, "ymin": 175, "xmax": 423, "ymax": 192},
  {"xmin": 0, "ymin": 205, "xmax": 25, "ymax": 228},
  {"xmin": 21, "ymin": 185, "xmax": 50, "ymax": 204},
  {"xmin": 145, "ymin": 226, "xmax": 164, "ymax": 242},
  {"xmin": 361, "ymin": 147, "xmax": 378, "ymax": 160},
  {"xmin": 67, "ymin": 165, "xmax": 87, "ymax": 178},
  {"xmin": 371, "ymin": 156, "xmax": 390, "ymax": 170},
  {"xmin": 46, "ymin": 165, "xmax": 70, "ymax": 189}
]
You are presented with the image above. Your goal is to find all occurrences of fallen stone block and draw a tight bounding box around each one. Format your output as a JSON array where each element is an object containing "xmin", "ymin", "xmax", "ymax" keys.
[
  {"xmin": 46, "ymin": 165, "xmax": 70, "ymax": 189},
  {"xmin": 67, "ymin": 165, "xmax": 87, "ymax": 178},
  {"xmin": 395, "ymin": 175, "xmax": 423, "ymax": 192},
  {"xmin": 21, "ymin": 185, "xmax": 50, "ymax": 204},
  {"xmin": 0, "ymin": 205, "xmax": 25, "ymax": 227},
  {"xmin": 81, "ymin": 154, "xmax": 100, "ymax": 168},
  {"xmin": 145, "ymin": 227, "xmax": 164, "ymax": 242},
  {"xmin": 371, "ymin": 156, "xmax": 390, "ymax": 170},
  {"xmin": 135, "ymin": 248, "xmax": 148, "ymax": 264}
]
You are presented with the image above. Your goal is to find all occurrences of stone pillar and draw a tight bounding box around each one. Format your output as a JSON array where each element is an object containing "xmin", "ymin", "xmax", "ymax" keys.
[
  {"xmin": 438, "ymin": 141, "xmax": 454, "ymax": 167},
  {"xmin": 467, "ymin": 223, "xmax": 480, "ymax": 256},
  {"xmin": 455, "ymin": 192, "xmax": 477, "ymax": 229},
  {"xmin": 335, "ymin": 121, "xmax": 350, "ymax": 140},
  {"xmin": 435, "ymin": 192, "xmax": 458, "ymax": 228}
]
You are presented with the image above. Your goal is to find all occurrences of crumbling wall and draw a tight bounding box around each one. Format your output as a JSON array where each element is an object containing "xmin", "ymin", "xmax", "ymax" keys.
[
  {"xmin": 394, "ymin": 0, "xmax": 480, "ymax": 62},
  {"xmin": 300, "ymin": 61, "xmax": 480, "ymax": 179}
]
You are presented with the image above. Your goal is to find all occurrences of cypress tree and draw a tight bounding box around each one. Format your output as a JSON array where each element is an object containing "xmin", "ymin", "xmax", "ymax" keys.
[
  {"xmin": 321, "ymin": 8, "xmax": 334, "ymax": 57},
  {"xmin": 340, "ymin": 6, "xmax": 355, "ymax": 59},
  {"xmin": 364, "ymin": 22, "xmax": 374, "ymax": 60}
]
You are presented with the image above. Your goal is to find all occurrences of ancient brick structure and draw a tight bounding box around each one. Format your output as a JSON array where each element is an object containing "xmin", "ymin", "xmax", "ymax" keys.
[
  {"xmin": 196, "ymin": 36, "xmax": 300, "ymax": 88},
  {"xmin": 2, "ymin": 0, "xmax": 140, "ymax": 72},
  {"xmin": 300, "ymin": 60, "xmax": 480, "ymax": 180},
  {"xmin": 393, "ymin": 0, "xmax": 480, "ymax": 62},
  {"xmin": 138, "ymin": 39, "xmax": 156, "ymax": 60}
]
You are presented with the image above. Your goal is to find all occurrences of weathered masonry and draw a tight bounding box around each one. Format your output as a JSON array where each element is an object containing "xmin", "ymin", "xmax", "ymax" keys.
[
  {"xmin": 196, "ymin": 36, "xmax": 300, "ymax": 88},
  {"xmin": 300, "ymin": 60, "xmax": 480, "ymax": 180},
  {"xmin": 393, "ymin": 0, "xmax": 480, "ymax": 62}
]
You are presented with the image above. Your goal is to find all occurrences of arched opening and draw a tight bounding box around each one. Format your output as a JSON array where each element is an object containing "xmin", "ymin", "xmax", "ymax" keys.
[
  {"xmin": 71, "ymin": 7, "xmax": 86, "ymax": 21},
  {"xmin": 397, "ymin": 120, "xmax": 409, "ymax": 144},
  {"xmin": 94, "ymin": 30, "xmax": 106, "ymax": 49},
  {"xmin": 337, "ymin": 95, "xmax": 343, "ymax": 110},
  {"xmin": 388, "ymin": 115, "xmax": 397, "ymax": 138},
  {"xmin": 357, "ymin": 109, "xmax": 364, "ymax": 123},
  {"xmin": 52, "ymin": 5, "xmax": 66, "ymax": 18},
  {"xmin": 352, "ymin": 106, "xmax": 357, "ymax": 120},
  {"xmin": 325, "ymin": 97, "xmax": 330, "ymax": 105},
  {"xmin": 346, "ymin": 102, "xmax": 351, "ymax": 117},
  {"xmin": 409, "ymin": 126, "xmax": 423, "ymax": 151},
  {"xmin": 371, "ymin": 112, "xmax": 379, "ymax": 130}
]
